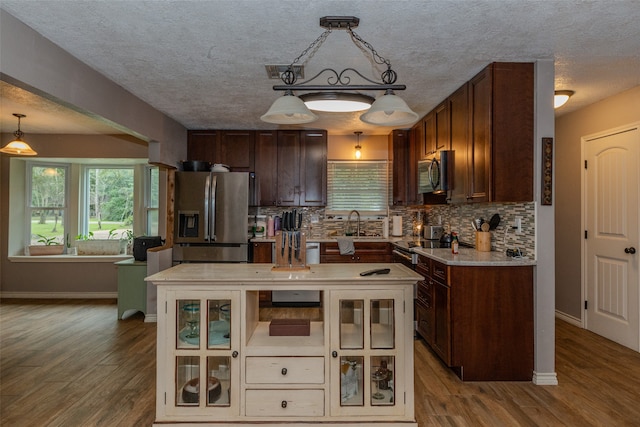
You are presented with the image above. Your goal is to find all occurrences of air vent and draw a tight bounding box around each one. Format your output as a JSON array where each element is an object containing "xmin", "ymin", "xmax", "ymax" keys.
[{"xmin": 265, "ymin": 64, "xmax": 304, "ymax": 80}]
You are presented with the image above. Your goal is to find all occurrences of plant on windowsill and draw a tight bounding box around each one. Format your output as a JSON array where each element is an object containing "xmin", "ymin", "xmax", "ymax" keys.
[
  {"xmin": 74, "ymin": 230, "xmax": 125, "ymax": 255},
  {"xmin": 28, "ymin": 234, "xmax": 65, "ymax": 256}
]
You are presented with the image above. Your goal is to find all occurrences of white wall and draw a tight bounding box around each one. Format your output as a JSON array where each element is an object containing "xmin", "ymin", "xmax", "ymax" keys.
[{"xmin": 555, "ymin": 85, "xmax": 640, "ymax": 319}]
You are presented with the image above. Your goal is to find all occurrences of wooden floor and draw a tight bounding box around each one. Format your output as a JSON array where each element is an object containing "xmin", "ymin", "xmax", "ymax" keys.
[{"xmin": 2, "ymin": 300, "xmax": 640, "ymax": 426}]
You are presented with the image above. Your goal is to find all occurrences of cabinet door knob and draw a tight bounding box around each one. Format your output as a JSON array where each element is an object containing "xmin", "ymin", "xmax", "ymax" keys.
[
  {"xmin": 625, "ymin": 247, "xmax": 636, "ymax": 254},
  {"xmin": 281, "ymin": 400, "xmax": 287, "ymax": 408},
  {"xmin": 232, "ymin": 350, "xmax": 238, "ymax": 358},
  {"xmin": 281, "ymin": 368, "xmax": 287, "ymax": 375},
  {"xmin": 332, "ymin": 351, "xmax": 338, "ymax": 358}
]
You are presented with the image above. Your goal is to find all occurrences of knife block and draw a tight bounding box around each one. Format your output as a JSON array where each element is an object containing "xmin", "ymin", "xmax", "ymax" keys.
[{"xmin": 272, "ymin": 231, "xmax": 309, "ymax": 271}]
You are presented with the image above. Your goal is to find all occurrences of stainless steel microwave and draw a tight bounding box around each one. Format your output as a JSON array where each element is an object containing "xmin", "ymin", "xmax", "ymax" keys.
[{"xmin": 418, "ymin": 150, "xmax": 454, "ymax": 194}]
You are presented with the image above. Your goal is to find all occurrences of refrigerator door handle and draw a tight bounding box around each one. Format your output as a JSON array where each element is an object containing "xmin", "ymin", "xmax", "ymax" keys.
[
  {"xmin": 210, "ymin": 175, "xmax": 218, "ymax": 242},
  {"xmin": 204, "ymin": 175, "xmax": 211, "ymax": 241}
]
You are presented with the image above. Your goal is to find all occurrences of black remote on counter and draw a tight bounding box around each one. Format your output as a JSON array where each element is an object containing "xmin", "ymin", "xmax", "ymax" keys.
[{"xmin": 359, "ymin": 268, "xmax": 391, "ymax": 276}]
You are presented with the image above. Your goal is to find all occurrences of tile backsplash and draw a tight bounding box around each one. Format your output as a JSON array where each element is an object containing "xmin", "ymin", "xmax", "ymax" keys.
[{"xmin": 250, "ymin": 201, "xmax": 535, "ymax": 258}]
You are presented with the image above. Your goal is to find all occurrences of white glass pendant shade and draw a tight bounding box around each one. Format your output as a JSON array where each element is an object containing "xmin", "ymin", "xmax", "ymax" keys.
[
  {"xmin": 300, "ymin": 92, "xmax": 374, "ymax": 112},
  {"xmin": 261, "ymin": 93, "xmax": 318, "ymax": 124},
  {"xmin": 360, "ymin": 93, "xmax": 419, "ymax": 126},
  {"xmin": 0, "ymin": 138, "xmax": 37, "ymax": 155},
  {"xmin": 554, "ymin": 90, "xmax": 574, "ymax": 109}
]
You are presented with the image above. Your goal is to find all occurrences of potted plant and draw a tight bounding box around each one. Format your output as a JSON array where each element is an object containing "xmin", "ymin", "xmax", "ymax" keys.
[
  {"xmin": 28, "ymin": 234, "xmax": 65, "ymax": 256},
  {"xmin": 75, "ymin": 230, "xmax": 124, "ymax": 255}
]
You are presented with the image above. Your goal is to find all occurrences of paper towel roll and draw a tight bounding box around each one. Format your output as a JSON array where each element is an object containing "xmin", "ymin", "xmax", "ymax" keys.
[
  {"xmin": 392, "ymin": 216, "xmax": 403, "ymax": 237},
  {"xmin": 382, "ymin": 218, "xmax": 389, "ymax": 238}
]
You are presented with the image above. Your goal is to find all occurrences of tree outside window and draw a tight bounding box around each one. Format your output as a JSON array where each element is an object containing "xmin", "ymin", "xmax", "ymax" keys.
[
  {"xmin": 84, "ymin": 167, "xmax": 134, "ymax": 239},
  {"xmin": 29, "ymin": 165, "xmax": 67, "ymax": 245}
]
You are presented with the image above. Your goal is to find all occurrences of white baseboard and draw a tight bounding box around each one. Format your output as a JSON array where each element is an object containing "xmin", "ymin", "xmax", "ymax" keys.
[
  {"xmin": 555, "ymin": 310, "xmax": 582, "ymax": 327},
  {"xmin": 532, "ymin": 371, "xmax": 559, "ymax": 386},
  {"xmin": 0, "ymin": 291, "xmax": 117, "ymax": 299},
  {"xmin": 144, "ymin": 314, "xmax": 158, "ymax": 323}
]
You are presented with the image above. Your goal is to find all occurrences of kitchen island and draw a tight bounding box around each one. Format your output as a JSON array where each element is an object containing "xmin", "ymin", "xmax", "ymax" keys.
[{"xmin": 146, "ymin": 263, "xmax": 422, "ymax": 426}]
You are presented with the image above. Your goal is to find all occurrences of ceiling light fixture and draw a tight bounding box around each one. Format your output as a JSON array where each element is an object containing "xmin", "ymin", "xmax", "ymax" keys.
[
  {"xmin": 0, "ymin": 113, "xmax": 37, "ymax": 156},
  {"xmin": 300, "ymin": 92, "xmax": 375, "ymax": 112},
  {"xmin": 261, "ymin": 16, "xmax": 419, "ymax": 126},
  {"xmin": 354, "ymin": 131, "xmax": 363, "ymax": 159},
  {"xmin": 554, "ymin": 90, "xmax": 574, "ymax": 109}
]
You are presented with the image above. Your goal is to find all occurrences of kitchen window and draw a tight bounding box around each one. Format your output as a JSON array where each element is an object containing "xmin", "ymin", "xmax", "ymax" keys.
[
  {"xmin": 16, "ymin": 159, "xmax": 157, "ymax": 256},
  {"xmin": 326, "ymin": 161, "xmax": 390, "ymax": 215},
  {"xmin": 26, "ymin": 162, "xmax": 70, "ymax": 246},
  {"xmin": 79, "ymin": 165, "xmax": 135, "ymax": 239}
]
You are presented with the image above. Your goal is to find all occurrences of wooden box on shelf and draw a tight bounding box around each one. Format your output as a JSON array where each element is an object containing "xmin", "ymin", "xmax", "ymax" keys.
[{"xmin": 268, "ymin": 318, "xmax": 311, "ymax": 336}]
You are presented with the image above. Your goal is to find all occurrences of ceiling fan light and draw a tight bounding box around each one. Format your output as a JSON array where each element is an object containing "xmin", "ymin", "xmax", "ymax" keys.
[
  {"xmin": 554, "ymin": 90, "xmax": 574, "ymax": 109},
  {"xmin": 360, "ymin": 92, "xmax": 419, "ymax": 126},
  {"xmin": 300, "ymin": 92, "xmax": 374, "ymax": 112},
  {"xmin": 260, "ymin": 92, "xmax": 318, "ymax": 124}
]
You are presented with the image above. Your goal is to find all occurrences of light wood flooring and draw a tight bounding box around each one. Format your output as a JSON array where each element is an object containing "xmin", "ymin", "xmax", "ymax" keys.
[{"xmin": 2, "ymin": 299, "xmax": 640, "ymax": 426}]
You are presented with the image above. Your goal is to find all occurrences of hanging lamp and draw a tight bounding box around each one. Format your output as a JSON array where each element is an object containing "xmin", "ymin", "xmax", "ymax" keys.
[
  {"xmin": 0, "ymin": 114, "xmax": 37, "ymax": 156},
  {"xmin": 354, "ymin": 131, "xmax": 363, "ymax": 159},
  {"xmin": 262, "ymin": 16, "xmax": 418, "ymax": 126}
]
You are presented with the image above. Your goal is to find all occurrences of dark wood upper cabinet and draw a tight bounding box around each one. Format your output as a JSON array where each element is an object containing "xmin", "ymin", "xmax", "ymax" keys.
[
  {"xmin": 254, "ymin": 131, "xmax": 278, "ymax": 206},
  {"xmin": 454, "ymin": 62, "xmax": 534, "ymax": 203},
  {"xmin": 390, "ymin": 129, "xmax": 418, "ymax": 206},
  {"xmin": 434, "ymin": 101, "xmax": 450, "ymax": 152},
  {"xmin": 299, "ymin": 131, "xmax": 327, "ymax": 206},
  {"xmin": 276, "ymin": 130, "xmax": 327, "ymax": 207},
  {"xmin": 448, "ymin": 83, "xmax": 471, "ymax": 204},
  {"xmin": 187, "ymin": 130, "xmax": 255, "ymax": 172},
  {"xmin": 277, "ymin": 130, "xmax": 301, "ymax": 206},
  {"xmin": 219, "ymin": 130, "xmax": 255, "ymax": 172},
  {"xmin": 186, "ymin": 130, "xmax": 218, "ymax": 163}
]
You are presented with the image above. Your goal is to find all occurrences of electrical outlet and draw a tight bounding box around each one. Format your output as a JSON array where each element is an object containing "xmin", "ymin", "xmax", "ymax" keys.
[{"xmin": 514, "ymin": 216, "xmax": 522, "ymax": 234}]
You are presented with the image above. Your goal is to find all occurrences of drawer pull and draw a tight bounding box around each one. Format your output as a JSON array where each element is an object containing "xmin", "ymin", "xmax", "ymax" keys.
[
  {"xmin": 232, "ymin": 351, "xmax": 238, "ymax": 358},
  {"xmin": 281, "ymin": 367, "xmax": 287, "ymax": 376},
  {"xmin": 281, "ymin": 400, "xmax": 287, "ymax": 408}
]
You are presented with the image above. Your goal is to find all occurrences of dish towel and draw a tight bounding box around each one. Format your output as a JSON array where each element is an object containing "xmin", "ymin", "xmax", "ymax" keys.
[{"xmin": 336, "ymin": 236, "xmax": 355, "ymax": 255}]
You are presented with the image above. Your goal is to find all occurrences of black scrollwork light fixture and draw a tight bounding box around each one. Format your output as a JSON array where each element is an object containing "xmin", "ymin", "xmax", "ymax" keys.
[
  {"xmin": 0, "ymin": 113, "xmax": 37, "ymax": 156},
  {"xmin": 261, "ymin": 16, "xmax": 419, "ymax": 126}
]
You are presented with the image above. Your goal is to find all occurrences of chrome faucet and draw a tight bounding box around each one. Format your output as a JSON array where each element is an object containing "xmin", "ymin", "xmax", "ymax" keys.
[{"xmin": 347, "ymin": 210, "xmax": 361, "ymax": 237}]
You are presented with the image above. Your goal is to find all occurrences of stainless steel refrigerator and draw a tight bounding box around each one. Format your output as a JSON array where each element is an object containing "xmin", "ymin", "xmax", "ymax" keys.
[{"xmin": 173, "ymin": 172, "xmax": 249, "ymax": 263}]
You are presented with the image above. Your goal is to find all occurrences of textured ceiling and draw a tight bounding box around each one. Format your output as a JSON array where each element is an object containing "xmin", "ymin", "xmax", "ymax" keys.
[{"xmin": 1, "ymin": 0, "xmax": 639, "ymax": 137}]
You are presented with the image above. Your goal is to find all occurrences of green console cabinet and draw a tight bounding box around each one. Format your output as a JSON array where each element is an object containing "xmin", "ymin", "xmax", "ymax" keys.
[{"xmin": 116, "ymin": 259, "xmax": 147, "ymax": 319}]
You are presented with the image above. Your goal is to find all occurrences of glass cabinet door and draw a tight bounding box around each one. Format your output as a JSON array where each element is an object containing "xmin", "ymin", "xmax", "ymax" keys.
[
  {"xmin": 330, "ymin": 290, "xmax": 405, "ymax": 417},
  {"xmin": 163, "ymin": 291, "xmax": 240, "ymax": 419}
]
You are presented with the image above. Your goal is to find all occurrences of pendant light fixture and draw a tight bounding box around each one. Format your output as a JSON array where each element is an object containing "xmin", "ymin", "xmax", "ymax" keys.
[
  {"xmin": 554, "ymin": 90, "xmax": 574, "ymax": 109},
  {"xmin": 0, "ymin": 114, "xmax": 37, "ymax": 156},
  {"xmin": 261, "ymin": 16, "xmax": 418, "ymax": 126},
  {"xmin": 354, "ymin": 131, "xmax": 363, "ymax": 159}
]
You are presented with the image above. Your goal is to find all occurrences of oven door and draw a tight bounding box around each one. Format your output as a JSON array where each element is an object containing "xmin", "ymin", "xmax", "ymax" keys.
[{"xmin": 392, "ymin": 249, "xmax": 415, "ymax": 270}]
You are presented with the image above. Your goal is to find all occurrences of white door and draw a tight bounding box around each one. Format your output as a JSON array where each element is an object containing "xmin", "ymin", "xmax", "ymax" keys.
[{"xmin": 584, "ymin": 124, "xmax": 640, "ymax": 351}]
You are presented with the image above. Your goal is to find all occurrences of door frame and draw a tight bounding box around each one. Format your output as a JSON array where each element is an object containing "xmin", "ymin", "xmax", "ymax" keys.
[{"xmin": 581, "ymin": 121, "xmax": 640, "ymax": 337}]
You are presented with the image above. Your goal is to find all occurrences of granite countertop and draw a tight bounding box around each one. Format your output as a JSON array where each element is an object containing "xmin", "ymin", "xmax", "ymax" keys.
[
  {"xmin": 413, "ymin": 247, "xmax": 536, "ymax": 266},
  {"xmin": 251, "ymin": 236, "xmax": 404, "ymax": 243},
  {"xmin": 146, "ymin": 262, "xmax": 422, "ymax": 285}
]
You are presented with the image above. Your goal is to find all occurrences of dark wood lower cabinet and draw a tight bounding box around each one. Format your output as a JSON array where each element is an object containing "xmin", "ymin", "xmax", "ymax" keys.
[
  {"xmin": 319, "ymin": 242, "xmax": 392, "ymax": 263},
  {"xmin": 416, "ymin": 255, "xmax": 533, "ymax": 381}
]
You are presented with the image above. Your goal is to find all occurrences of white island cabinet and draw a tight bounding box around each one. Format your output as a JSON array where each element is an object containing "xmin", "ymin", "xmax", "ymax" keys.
[{"xmin": 146, "ymin": 263, "xmax": 421, "ymax": 427}]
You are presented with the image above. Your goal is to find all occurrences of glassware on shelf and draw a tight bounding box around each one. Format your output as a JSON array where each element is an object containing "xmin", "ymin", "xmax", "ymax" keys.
[
  {"xmin": 182, "ymin": 302, "xmax": 200, "ymax": 339},
  {"xmin": 371, "ymin": 369, "xmax": 386, "ymax": 400},
  {"xmin": 340, "ymin": 356, "xmax": 363, "ymax": 406}
]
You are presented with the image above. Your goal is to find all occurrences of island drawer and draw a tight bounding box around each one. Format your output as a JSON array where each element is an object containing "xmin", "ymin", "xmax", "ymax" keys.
[
  {"xmin": 245, "ymin": 356, "xmax": 325, "ymax": 384},
  {"xmin": 245, "ymin": 388, "xmax": 324, "ymax": 416}
]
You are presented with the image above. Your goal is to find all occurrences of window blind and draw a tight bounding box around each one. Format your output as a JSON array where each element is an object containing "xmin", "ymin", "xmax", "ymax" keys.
[{"xmin": 327, "ymin": 161, "xmax": 389, "ymax": 214}]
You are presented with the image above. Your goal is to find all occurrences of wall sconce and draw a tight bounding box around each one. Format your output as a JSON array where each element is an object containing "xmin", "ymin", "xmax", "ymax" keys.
[
  {"xmin": 554, "ymin": 90, "xmax": 574, "ymax": 109},
  {"xmin": 354, "ymin": 131, "xmax": 362, "ymax": 159},
  {"xmin": 0, "ymin": 113, "xmax": 37, "ymax": 156}
]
